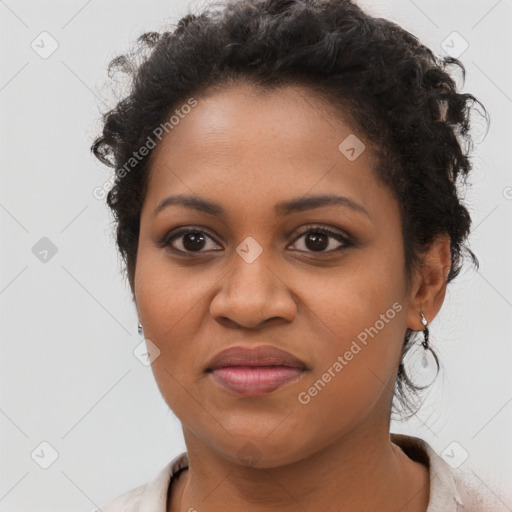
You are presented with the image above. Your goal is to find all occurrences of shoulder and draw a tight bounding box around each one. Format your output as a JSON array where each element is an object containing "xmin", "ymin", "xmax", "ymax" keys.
[
  {"xmin": 452, "ymin": 464, "xmax": 504, "ymax": 512},
  {"xmin": 390, "ymin": 433, "xmax": 495, "ymax": 512},
  {"xmin": 93, "ymin": 452, "xmax": 189, "ymax": 512},
  {"xmin": 95, "ymin": 483, "xmax": 146, "ymax": 512}
]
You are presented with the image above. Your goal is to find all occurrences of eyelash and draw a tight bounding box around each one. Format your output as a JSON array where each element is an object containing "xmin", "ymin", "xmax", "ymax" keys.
[{"xmin": 157, "ymin": 225, "xmax": 353, "ymax": 256}]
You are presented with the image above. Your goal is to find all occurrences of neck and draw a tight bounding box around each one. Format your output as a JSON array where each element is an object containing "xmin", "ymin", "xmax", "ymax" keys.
[{"xmin": 169, "ymin": 421, "xmax": 429, "ymax": 512}]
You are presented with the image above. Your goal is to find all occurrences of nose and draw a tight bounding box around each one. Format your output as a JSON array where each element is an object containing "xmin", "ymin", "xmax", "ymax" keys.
[{"xmin": 209, "ymin": 250, "xmax": 297, "ymax": 329}]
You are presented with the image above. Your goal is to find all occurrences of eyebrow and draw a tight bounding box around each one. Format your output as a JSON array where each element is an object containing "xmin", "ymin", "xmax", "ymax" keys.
[{"xmin": 153, "ymin": 194, "xmax": 370, "ymax": 219}]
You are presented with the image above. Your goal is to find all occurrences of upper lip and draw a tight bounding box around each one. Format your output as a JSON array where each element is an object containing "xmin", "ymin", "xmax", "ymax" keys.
[{"xmin": 206, "ymin": 345, "xmax": 307, "ymax": 371}]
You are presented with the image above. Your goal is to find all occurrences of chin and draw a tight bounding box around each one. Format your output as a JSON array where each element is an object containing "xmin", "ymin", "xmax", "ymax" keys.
[{"xmin": 197, "ymin": 428, "xmax": 315, "ymax": 469}]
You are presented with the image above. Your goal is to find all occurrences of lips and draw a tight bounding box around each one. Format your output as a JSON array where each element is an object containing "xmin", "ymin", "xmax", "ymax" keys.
[
  {"xmin": 206, "ymin": 345, "xmax": 307, "ymax": 371},
  {"xmin": 205, "ymin": 345, "xmax": 307, "ymax": 396}
]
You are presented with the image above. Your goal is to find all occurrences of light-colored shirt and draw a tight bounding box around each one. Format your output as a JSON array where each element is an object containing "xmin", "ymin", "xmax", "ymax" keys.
[{"xmin": 95, "ymin": 433, "xmax": 490, "ymax": 511}]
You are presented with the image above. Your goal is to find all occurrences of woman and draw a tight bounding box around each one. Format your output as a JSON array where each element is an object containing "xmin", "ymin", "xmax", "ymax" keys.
[{"xmin": 91, "ymin": 0, "xmax": 490, "ymax": 510}]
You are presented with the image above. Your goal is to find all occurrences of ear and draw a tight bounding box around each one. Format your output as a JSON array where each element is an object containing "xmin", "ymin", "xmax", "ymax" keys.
[{"xmin": 405, "ymin": 233, "xmax": 452, "ymax": 330}]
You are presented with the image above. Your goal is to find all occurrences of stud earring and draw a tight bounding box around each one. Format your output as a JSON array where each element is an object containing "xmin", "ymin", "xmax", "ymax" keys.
[{"xmin": 137, "ymin": 322, "xmax": 143, "ymax": 336}]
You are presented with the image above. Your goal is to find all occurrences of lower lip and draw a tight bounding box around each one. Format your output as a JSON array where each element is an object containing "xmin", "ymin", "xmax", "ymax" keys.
[{"xmin": 209, "ymin": 366, "xmax": 304, "ymax": 396}]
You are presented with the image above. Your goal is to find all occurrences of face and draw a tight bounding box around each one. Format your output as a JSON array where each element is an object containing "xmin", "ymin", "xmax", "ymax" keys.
[{"xmin": 134, "ymin": 82, "xmax": 413, "ymax": 467}]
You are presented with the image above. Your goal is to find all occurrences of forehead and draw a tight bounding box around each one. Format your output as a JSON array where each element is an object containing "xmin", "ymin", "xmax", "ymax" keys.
[
  {"xmin": 150, "ymin": 82, "xmax": 360, "ymax": 165},
  {"xmin": 143, "ymin": 82, "xmax": 390, "ymax": 220}
]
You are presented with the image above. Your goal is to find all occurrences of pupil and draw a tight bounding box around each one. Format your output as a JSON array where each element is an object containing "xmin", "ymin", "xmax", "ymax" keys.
[
  {"xmin": 306, "ymin": 232, "xmax": 328, "ymax": 251},
  {"xmin": 183, "ymin": 232, "xmax": 205, "ymax": 251}
]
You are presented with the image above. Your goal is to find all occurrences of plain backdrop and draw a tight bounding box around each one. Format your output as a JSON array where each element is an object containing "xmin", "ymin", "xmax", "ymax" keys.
[{"xmin": 1, "ymin": 0, "xmax": 511, "ymax": 510}]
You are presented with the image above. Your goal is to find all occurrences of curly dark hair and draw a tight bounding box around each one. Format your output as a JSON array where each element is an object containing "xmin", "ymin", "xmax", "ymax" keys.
[{"xmin": 90, "ymin": 0, "xmax": 489, "ymax": 418}]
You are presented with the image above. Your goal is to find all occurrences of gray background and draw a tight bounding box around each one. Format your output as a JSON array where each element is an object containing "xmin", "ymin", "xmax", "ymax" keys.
[{"xmin": 1, "ymin": 0, "xmax": 511, "ymax": 510}]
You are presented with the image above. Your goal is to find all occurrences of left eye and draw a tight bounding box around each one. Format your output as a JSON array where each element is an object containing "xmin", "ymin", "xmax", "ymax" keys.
[
  {"xmin": 288, "ymin": 227, "xmax": 351, "ymax": 253},
  {"xmin": 159, "ymin": 226, "xmax": 352, "ymax": 255}
]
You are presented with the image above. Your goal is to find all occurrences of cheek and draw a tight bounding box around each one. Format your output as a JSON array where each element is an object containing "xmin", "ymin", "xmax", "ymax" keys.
[
  {"xmin": 133, "ymin": 247, "xmax": 225, "ymax": 388},
  {"xmin": 292, "ymin": 294, "xmax": 405, "ymax": 448},
  {"xmin": 135, "ymin": 235, "xmax": 210, "ymax": 322},
  {"xmin": 134, "ymin": 256, "xmax": 209, "ymax": 414},
  {"xmin": 302, "ymin": 238, "xmax": 406, "ymax": 344},
  {"xmin": 304, "ymin": 295, "xmax": 405, "ymax": 396},
  {"xmin": 296, "ymin": 242, "xmax": 407, "ymax": 408}
]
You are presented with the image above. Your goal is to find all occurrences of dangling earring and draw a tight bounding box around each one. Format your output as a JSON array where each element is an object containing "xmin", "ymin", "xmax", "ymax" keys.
[
  {"xmin": 401, "ymin": 312, "xmax": 439, "ymax": 387},
  {"xmin": 137, "ymin": 322, "xmax": 143, "ymax": 336},
  {"xmin": 420, "ymin": 312, "xmax": 429, "ymax": 368}
]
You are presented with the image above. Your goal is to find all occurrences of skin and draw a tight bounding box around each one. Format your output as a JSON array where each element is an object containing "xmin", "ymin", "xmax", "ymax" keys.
[{"xmin": 133, "ymin": 82, "xmax": 452, "ymax": 512}]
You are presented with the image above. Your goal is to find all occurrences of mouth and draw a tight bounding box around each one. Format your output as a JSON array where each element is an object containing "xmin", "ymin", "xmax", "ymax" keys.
[{"xmin": 205, "ymin": 345, "xmax": 307, "ymax": 396}]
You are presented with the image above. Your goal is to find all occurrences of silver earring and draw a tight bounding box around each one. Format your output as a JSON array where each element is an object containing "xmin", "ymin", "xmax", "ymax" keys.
[
  {"xmin": 420, "ymin": 312, "xmax": 430, "ymax": 368},
  {"xmin": 137, "ymin": 322, "xmax": 143, "ymax": 336},
  {"xmin": 420, "ymin": 312, "xmax": 429, "ymax": 350},
  {"xmin": 402, "ymin": 312, "xmax": 439, "ymax": 384}
]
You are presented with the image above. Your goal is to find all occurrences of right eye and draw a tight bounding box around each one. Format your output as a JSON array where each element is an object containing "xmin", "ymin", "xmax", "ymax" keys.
[{"xmin": 158, "ymin": 228, "xmax": 223, "ymax": 254}]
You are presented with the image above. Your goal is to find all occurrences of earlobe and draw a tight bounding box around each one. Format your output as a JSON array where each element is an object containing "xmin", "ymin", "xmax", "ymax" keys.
[{"xmin": 405, "ymin": 233, "xmax": 451, "ymax": 331}]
